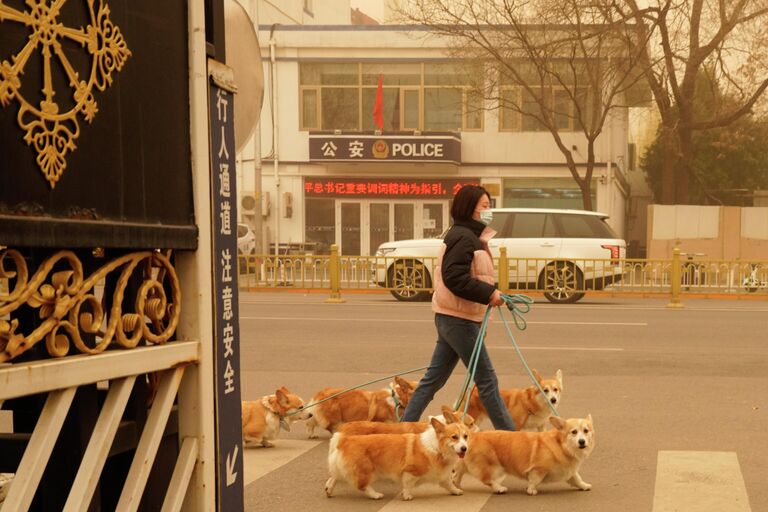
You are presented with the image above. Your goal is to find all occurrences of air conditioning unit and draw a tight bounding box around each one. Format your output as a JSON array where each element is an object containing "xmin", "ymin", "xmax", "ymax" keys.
[{"xmin": 241, "ymin": 193, "xmax": 258, "ymax": 215}]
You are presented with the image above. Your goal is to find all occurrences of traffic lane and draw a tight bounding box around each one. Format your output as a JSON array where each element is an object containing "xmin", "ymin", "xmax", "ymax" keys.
[
  {"xmin": 239, "ymin": 291, "xmax": 768, "ymax": 310},
  {"xmin": 238, "ymin": 305, "xmax": 767, "ymax": 510},
  {"xmin": 238, "ymin": 315, "xmax": 767, "ymax": 378},
  {"xmin": 241, "ymin": 304, "xmax": 768, "ymax": 349},
  {"xmin": 240, "ymin": 373, "xmax": 766, "ymax": 512}
]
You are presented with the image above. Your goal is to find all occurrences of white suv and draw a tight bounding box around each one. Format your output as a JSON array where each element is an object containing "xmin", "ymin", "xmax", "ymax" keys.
[{"xmin": 373, "ymin": 208, "xmax": 626, "ymax": 304}]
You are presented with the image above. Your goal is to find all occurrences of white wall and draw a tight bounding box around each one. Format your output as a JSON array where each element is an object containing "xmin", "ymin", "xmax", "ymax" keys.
[{"xmin": 253, "ymin": 0, "xmax": 351, "ymax": 25}]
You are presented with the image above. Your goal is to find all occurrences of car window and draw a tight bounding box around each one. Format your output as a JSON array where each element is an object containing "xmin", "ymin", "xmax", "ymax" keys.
[
  {"xmin": 488, "ymin": 212, "xmax": 512, "ymax": 235},
  {"xmin": 555, "ymin": 214, "xmax": 617, "ymax": 238},
  {"xmin": 237, "ymin": 224, "xmax": 248, "ymax": 238},
  {"xmin": 506, "ymin": 213, "xmax": 555, "ymax": 238}
]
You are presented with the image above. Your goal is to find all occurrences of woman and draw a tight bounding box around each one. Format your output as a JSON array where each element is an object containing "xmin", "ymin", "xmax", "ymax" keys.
[{"xmin": 401, "ymin": 185, "xmax": 516, "ymax": 430}]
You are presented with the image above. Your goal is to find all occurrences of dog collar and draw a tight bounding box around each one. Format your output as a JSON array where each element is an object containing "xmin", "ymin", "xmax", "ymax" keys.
[
  {"xmin": 261, "ymin": 396, "xmax": 291, "ymax": 431},
  {"xmin": 390, "ymin": 387, "xmax": 402, "ymax": 421}
]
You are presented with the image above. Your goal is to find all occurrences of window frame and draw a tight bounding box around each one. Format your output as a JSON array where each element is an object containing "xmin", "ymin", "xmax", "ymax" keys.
[
  {"xmin": 462, "ymin": 87, "xmax": 484, "ymax": 132},
  {"xmin": 299, "ymin": 86, "xmax": 321, "ymax": 131},
  {"xmin": 298, "ymin": 62, "xmax": 484, "ymax": 132},
  {"xmin": 498, "ymin": 84, "xmax": 590, "ymax": 133},
  {"xmin": 498, "ymin": 86, "xmax": 521, "ymax": 132}
]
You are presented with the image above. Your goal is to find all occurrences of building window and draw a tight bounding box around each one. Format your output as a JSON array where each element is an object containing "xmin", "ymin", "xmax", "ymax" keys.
[
  {"xmin": 305, "ymin": 198, "xmax": 334, "ymax": 253},
  {"xmin": 503, "ymin": 178, "xmax": 596, "ymax": 210},
  {"xmin": 424, "ymin": 87, "xmax": 462, "ymax": 130},
  {"xmin": 299, "ymin": 62, "xmax": 483, "ymax": 132},
  {"xmin": 321, "ymin": 88, "xmax": 359, "ymax": 130},
  {"xmin": 498, "ymin": 61, "xmax": 592, "ymax": 132},
  {"xmin": 301, "ymin": 88, "xmax": 319, "ymax": 130}
]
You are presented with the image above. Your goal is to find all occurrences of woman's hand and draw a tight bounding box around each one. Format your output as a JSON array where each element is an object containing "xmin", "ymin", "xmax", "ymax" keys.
[{"xmin": 489, "ymin": 289, "xmax": 505, "ymax": 307}]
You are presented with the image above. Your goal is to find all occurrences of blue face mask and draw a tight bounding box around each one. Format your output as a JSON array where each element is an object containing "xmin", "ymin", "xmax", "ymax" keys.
[{"xmin": 478, "ymin": 210, "xmax": 493, "ymax": 226}]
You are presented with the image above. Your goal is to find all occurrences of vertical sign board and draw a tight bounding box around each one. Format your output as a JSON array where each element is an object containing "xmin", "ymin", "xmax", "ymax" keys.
[{"xmin": 208, "ymin": 67, "xmax": 244, "ymax": 511}]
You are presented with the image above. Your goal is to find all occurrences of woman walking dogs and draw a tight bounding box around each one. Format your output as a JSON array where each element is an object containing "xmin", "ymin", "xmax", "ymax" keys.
[{"xmin": 401, "ymin": 185, "xmax": 516, "ymax": 431}]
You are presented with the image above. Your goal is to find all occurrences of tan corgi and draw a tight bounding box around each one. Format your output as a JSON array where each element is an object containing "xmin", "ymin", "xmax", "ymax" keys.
[
  {"xmin": 241, "ymin": 387, "xmax": 312, "ymax": 447},
  {"xmin": 338, "ymin": 405, "xmax": 478, "ymax": 436},
  {"xmin": 455, "ymin": 415, "xmax": 595, "ymax": 496},
  {"xmin": 460, "ymin": 369, "xmax": 562, "ymax": 431},
  {"xmin": 305, "ymin": 376, "xmax": 416, "ymax": 438},
  {"xmin": 325, "ymin": 415, "xmax": 471, "ymax": 500}
]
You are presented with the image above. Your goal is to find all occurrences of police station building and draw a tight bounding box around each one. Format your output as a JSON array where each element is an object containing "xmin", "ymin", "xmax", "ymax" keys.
[{"xmin": 246, "ymin": 16, "xmax": 630, "ymax": 256}]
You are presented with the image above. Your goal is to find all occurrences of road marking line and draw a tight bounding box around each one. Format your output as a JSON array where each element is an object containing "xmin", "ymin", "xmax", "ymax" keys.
[
  {"xmin": 527, "ymin": 321, "xmax": 647, "ymax": 326},
  {"xmin": 242, "ymin": 439, "xmax": 322, "ymax": 486},
  {"xmin": 492, "ymin": 346, "xmax": 624, "ymax": 351},
  {"xmin": 239, "ymin": 299, "xmax": 768, "ymax": 312},
  {"xmin": 376, "ymin": 475, "xmax": 492, "ymax": 511},
  {"xmin": 240, "ymin": 316, "xmax": 646, "ymax": 326},
  {"xmin": 653, "ymin": 451, "xmax": 752, "ymax": 512}
]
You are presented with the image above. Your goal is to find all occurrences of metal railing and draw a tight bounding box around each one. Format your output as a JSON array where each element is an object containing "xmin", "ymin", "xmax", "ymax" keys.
[{"xmin": 237, "ymin": 245, "xmax": 768, "ymax": 305}]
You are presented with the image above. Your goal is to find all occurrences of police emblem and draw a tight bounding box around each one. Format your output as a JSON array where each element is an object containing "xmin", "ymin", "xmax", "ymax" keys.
[{"xmin": 372, "ymin": 140, "xmax": 389, "ymax": 159}]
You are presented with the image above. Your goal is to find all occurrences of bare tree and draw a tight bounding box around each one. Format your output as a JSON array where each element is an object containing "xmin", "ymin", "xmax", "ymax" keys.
[
  {"xmin": 619, "ymin": 0, "xmax": 768, "ymax": 204},
  {"xmin": 394, "ymin": 0, "xmax": 650, "ymax": 210}
]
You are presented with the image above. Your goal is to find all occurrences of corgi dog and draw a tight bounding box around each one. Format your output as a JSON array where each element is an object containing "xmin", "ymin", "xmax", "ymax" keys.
[
  {"xmin": 454, "ymin": 415, "xmax": 595, "ymax": 496},
  {"xmin": 338, "ymin": 405, "xmax": 478, "ymax": 436},
  {"xmin": 306, "ymin": 376, "xmax": 416, "ymax": 438},
  {"xmin": 241, "ymin": 387, "xmax": 312, "ymax": 447},
  {"xmin": 325, "ymin": 415, "xmax": 471, "ymax": 500},
  {"xmin": 460, "ymin": 369, "xmax": 562, "ymax": 431}
]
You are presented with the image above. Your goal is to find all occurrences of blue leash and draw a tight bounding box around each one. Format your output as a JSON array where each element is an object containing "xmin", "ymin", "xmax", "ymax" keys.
[{"xmin": 456, "ymin": 293, "xmax": 560, "ymax": 420}]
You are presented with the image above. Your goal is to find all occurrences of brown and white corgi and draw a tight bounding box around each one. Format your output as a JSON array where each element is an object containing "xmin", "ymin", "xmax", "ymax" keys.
[
  {"xmin": 460, "ymin": 369, "xmax": 562, "ymax": 431},
  {"xmin": 454, "ymin": 415, "xmax": 595, "ymax": 496},
  {"xmin": 305, "ymin": 376, "xmax": 416, "ymax": 438},
  {"xmin": 241, "ymin": 387, "xmax": 312, "ymax": 447},
  {"xmin": 337, "ymin": 405, "xmax": 478, "ymax": 436},
  {"xmin": 325, "ymin": 415, "xmax": 471, "ymax": 500}
]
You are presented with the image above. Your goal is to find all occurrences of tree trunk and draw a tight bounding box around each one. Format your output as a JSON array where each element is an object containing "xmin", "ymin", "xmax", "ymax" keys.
[
  {"xmin": 580, "ymin": 180, "xmax": 593, "ymax": 211},
  {"xmin": 660, "ymin": 126, "xmax": 677, "ymax": 204},
  {"xmin": 674, "ymin": 127, "xmax": 693, "ymax": 204}
]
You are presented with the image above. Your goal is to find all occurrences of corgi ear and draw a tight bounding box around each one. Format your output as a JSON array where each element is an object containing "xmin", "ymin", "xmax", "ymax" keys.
[
  {"xmin": 275, "ymin": 388, "xmax": 289, "ymax": 407},
  {"xmin": 441, "ymin": 405, "xmax": 455, "ymax": 423},
  {"xmin": 532, "ymin": 369, "xmax": 543, "ymax": 383},
  {"xmin": 431, "ymin": 416, "xmax": 446, "ymax": 433},
  {"xmin": 462, "ymin": 413, "xmax": 475, "ymax": 426},
  {"xmin": 556, "ymin": 369, "xmax": 563, "ymax": 388},
  {"xmin": 395, "ymin": 376, "xmax": 413, "ymax": 390},
  {"xmin": 279, "ymin": 386, "xmax": 292, "ymax": 395},
  {"xmin": 586, "ymin": 414, "xmax": 593, "ymax": 426},
  {"xmin": 549, "ymin": 415, "xmax": 566, "ymax": 431}
]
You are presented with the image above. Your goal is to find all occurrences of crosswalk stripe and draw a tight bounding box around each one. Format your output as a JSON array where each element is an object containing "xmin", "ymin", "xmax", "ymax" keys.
[
  {"xmin": 375, "ymin": 475, "xmax": 492, "ymax": 511},
  {"xmin": 242, "ymin": 439, "xmax": 322, "ymax": 486},
  {"xmin": 653, "ymin": 451, "xmax": 752, "ymax": 512}
]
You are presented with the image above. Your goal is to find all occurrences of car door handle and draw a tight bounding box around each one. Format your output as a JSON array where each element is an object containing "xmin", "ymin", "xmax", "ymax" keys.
[{"xmin": 540, "ymin": 242, "xmax": 556, "ymax": 247}]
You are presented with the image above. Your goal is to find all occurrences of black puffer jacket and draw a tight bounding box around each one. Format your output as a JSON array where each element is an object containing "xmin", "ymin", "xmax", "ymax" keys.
[{"xmin": 439, "ymin": 219, "xmax": 496, "ymax": 304}]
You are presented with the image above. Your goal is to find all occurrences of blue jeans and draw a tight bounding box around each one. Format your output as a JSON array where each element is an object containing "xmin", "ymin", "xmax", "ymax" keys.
[{"xmin": 401, "ymin": 313, "xmax": 516, "ymax": 431}]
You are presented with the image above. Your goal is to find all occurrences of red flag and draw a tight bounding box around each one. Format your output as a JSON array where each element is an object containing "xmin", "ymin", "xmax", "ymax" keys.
[{"xmin": 373, "ymin": 73, "xmax": 384, "ymax": 130}]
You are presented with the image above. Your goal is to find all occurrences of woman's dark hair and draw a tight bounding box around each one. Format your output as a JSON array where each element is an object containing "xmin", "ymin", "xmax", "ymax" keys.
[{"xmin": 450, "ymin": 185, "xmax": 490, "ymax": 222}]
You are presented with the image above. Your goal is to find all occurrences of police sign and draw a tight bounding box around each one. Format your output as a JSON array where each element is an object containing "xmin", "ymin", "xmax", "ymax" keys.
[{"xmin": 309, "ymin": 133, "xmax": 461, "ymax": 163}]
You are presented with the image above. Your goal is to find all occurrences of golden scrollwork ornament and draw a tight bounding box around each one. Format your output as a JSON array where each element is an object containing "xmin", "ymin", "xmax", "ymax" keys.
[
  {"xmin": 0, "ymin": 0, "xmax": 131, "ymax": 188},
  {"xmin": 0, "ymin": 248, "xmax": 181, "ymax": 362}
]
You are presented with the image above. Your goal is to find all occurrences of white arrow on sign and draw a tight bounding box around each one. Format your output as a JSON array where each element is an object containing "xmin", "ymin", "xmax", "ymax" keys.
[{"xmin": 226, "ymin": 444, "xmax": 239, "ymax": 486}]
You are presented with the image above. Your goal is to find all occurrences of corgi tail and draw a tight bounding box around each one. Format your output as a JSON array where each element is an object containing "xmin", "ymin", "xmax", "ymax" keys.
[
  {"xmin": 329, "ymin": 432, "xmax": 342, "ymax": 454},
  {"xmin": 327, "ymin": 432, "xmax": 344, "ymax": 479}
]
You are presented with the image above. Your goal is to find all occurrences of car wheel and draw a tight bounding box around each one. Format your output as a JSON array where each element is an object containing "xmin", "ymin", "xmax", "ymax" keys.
[
  {"xmin": 387, "ymin": 259, "xmax": 432, "ymax": 302},
  {"xmin": 539, "ymin": 261, "xmax": 585, "ymax": 304}
]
